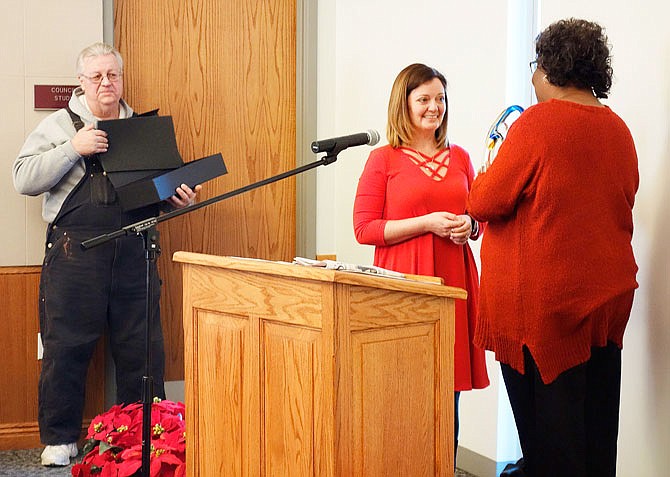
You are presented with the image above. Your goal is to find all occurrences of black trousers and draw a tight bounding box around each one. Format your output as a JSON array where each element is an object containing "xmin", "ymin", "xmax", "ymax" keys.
[
  {"xmin": 38, "ymin": 228, "xmax": 166, "ymax": 444},
  {"xmin": 501, "ymin": 343, "xmax": 622, "ymax": 477}
]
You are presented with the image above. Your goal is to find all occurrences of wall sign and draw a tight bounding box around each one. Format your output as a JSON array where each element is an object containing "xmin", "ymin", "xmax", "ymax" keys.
[{"xmin": 34, "ymin": 84, "xmax": 78, "ymax": 110}]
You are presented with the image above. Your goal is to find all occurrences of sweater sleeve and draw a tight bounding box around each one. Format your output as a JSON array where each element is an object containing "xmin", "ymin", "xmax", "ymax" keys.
[
  {"xmin": 13, "ymin": 109, "xmax": 81, "ymax": 196},
  {"xmin": 353, "ymin": 149, "xmax": 389, "ymax": 246},
  {"xmin": 467, "ymin": 109, "xmax": 542, "ymax": 222}
]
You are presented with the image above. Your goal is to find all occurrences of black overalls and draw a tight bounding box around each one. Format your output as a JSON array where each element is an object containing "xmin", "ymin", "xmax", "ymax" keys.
[{"xmin": 38, "ymin": 110, "xmax": 166, "ymax": 445}]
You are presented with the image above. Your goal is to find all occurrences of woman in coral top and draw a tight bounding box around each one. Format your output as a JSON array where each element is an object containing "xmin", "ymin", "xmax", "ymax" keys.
[
  {"xmin": 467, "ymin": 19, "xmax": 638, "ymax": 477},
  {"xmin": 353, "ymin": 63, "xmax": 490, "ymax": 457}
]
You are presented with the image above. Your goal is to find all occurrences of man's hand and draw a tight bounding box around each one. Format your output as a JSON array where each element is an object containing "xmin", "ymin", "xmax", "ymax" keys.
[
  {"xmin": 71, "ymin": 124, "xmax": 108, "ymax": 156},
  {"xmin": 166, "ymin": 183, "xmax": 202, "ymax": 209}
]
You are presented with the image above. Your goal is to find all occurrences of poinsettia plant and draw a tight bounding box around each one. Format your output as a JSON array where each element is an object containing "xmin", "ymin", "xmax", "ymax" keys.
[{"xmin": 71, "ymin": 398, "xmax": 186, "ymax": 477}]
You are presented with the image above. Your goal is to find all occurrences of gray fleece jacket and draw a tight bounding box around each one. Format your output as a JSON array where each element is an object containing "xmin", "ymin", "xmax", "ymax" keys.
[{"xmin": 12, "ymin": 87, "xmax": 133, "ymax": 223}]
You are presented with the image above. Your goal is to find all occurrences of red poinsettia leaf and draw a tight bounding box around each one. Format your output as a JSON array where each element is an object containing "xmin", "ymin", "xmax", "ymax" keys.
[
  {"xmin": 85, "ymin": 421, "xmax": 96, "ymax": 438},
  {"xmin": 79, "ymin": 447, "xmax": 97, "ymax": 465},
  {"xmin": 100, "ymin": 462, "xmax": 120, "ymax": 477},
  {"xmin": 150, "ymin": 459, "xmax": 178, "ymax": 477},
  {"xmin": 89, "ymin": 424, "xmax": 109, "ymax": 441},
  {"xmin": 126, "ymin": 401, "xmax": 143, "ymax": 411},
  {"xmin": 157, "ymin": 400, "xmax": 185, "ymax": 416},
  {"xmin": 160, "ymin": 431, "xmax": 183, "ymax": 449},
  {"xmin": 174, "ymin": 463, "xmax": 186, "ymax": 477},
  {"xmin": 113, "ymin": 411, "xmax": 133, "ymax": 428},
  {"xmin": 109, "ymin": 403, "xmax": 126, "ymax": 413},
  {"xmin": 70, "ymin": 463, "xmax": 91, "ymax": 477},
  {"xmin": 88, "ymin": 450, "xmax": 116, "ymax": 467},
  {"xmin": 150, "ymin": 463, "xmax": 163, "ymax": 477},
  {"xmin": 160, "ymin": 415, "xmax": 184, "ymax": 434},
  {"xmin": 119, "ymin": 444, "xmax": 142, "ymax": 462},
  {"xmin": 114, "ymin": 431, "xmax": 140, "ymax": 449},
  {"xmin": 158, "ymin": 452, "xmax": 183, "ymax": 466},
  {"xmin": 118, "ymin": 458, "xmax": 142, "ymax": 477},
  {"xmin": 77, "ymin": 400, "xmax": 186, "ymax": 477}
]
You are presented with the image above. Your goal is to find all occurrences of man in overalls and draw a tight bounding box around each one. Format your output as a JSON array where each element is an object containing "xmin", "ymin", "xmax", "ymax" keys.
[{"xmin": 12, "ymin": 42, "xmax": 199, "ymax": 466}]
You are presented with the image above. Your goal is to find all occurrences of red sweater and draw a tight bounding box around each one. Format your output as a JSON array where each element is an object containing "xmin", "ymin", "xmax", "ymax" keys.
[{"xmin": 467, "ymin": 100, "xmax": 638, "ymax": 384}]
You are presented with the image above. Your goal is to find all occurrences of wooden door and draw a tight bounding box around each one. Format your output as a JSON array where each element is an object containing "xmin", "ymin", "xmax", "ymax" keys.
[{"xmin": 114, "ymin": 0, "xmax": 297, "ymax": 380}]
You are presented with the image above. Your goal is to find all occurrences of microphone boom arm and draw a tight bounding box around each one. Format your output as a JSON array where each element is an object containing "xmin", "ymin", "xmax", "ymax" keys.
[{"xmin": 81, "ymin": 155, "xmax": 338, "ymax": 250}]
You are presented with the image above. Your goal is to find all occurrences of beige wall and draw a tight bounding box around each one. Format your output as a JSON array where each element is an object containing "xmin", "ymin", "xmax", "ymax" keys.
[
  {"xmin": 1, "ymin": 0, "xmax": 103, "ymax": 266},
  {"xmin": 316, "ymin": 0, "xmax": 670, "ymax": 475}
]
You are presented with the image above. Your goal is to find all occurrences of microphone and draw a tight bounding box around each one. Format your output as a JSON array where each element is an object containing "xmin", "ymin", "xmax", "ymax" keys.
[{"xmin": 311, "ymin": 129, "xmax": 380, "ymax": 154}]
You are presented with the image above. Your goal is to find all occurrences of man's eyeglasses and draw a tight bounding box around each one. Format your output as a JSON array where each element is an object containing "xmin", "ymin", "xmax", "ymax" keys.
[
  {"xmin": 529, "ymin": 60, "xmax": 538, "ymax": 74},
  {"xmin": 80, "ymin": 72, "xmax": 123, "ymax": 84}
]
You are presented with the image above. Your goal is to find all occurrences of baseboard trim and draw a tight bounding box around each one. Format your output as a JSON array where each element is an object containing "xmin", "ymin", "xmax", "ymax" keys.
[
  {"xmin": 457, "ymin": 446, "xmax": 516, "ymax": 477},
  {"xmin": 0, "ymin": 420, "xmax": 93, "ymax": 451}
]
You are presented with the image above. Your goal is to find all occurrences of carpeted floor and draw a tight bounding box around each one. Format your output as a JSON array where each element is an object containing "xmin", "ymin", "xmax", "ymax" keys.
[
  {"xmin": 0, "ymin": 448, "xmax": 479, "ymax": 476},
  {"xmin": 0, "ymin": 448, "xmax": 76, "ymax": 476}
]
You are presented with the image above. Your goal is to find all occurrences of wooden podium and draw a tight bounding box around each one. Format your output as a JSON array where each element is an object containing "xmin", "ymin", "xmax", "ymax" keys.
[{"xmin": 174, "ymin": 252, "xmax": 466, "ymax": 477}]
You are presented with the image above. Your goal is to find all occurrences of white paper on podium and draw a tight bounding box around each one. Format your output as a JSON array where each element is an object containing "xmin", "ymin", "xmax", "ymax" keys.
[{"xmin": 293, "ymin": 257, "xmax": 405, "ymax": 279}]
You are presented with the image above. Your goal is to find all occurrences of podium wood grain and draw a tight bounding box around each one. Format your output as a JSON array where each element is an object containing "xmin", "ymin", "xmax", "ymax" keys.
[{"xmin": 175, "ymin": 252, "xmax": 464, "ymax": 476}]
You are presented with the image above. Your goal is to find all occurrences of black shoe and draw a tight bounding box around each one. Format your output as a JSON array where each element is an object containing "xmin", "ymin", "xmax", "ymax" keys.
[{"xmin": 500, "ymin": 458, "xmax": 525, "ymax": 477}]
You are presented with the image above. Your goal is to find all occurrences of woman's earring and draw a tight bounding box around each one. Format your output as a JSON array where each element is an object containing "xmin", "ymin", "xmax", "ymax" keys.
[{"xmin": 543, "ymin": 74, "xmax": 549, "ymax": 83}]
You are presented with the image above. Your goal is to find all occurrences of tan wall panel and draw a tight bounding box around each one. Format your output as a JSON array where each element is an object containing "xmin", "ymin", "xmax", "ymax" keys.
[
  {"xmin": 114, "ymin": 0, "xmax": 297, "ymax": 380},
  {"xmin": 0, "ymin": 267, "xmax": 105, "ymax": 449},
  {"xmin": 0, "ymin": 268, "xmax": 41, "ymax": 425}
]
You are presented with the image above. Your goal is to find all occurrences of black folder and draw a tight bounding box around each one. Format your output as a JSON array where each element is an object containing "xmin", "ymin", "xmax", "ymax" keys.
[
  {"xmin": 97, "ymin": 115, "xmax": 227, "ymax": 210},
  {"xmin": 115, "ymin": 153, "xmax": 227, "ymax": 211}
]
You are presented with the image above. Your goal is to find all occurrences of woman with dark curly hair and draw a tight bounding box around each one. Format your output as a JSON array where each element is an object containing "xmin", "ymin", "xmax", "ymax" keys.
[{"xmin": 467, "ymin": 19, "xmax": 638, "ymax": 477}]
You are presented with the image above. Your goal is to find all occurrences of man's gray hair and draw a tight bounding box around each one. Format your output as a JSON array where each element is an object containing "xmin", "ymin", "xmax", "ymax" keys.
[{"xmin": 75, "ymin": 42, "xmax": 124, "ymax": 75}]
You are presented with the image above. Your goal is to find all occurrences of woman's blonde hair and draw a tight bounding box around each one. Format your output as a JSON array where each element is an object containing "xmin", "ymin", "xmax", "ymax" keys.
[{"xmin": 387, "ymin": 63, "xmax": 448, "ymax": 148}]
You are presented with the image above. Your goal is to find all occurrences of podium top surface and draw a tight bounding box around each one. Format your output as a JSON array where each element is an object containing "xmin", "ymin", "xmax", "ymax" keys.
[{"xmin": 173, "ymin": 251, "xmax": 467, "ymax": 299}]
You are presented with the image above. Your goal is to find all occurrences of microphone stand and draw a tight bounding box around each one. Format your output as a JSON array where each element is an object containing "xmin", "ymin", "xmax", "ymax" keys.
[{"xmin": 80, "ymin": 151, "xmax": 341, "ymax": 477}]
